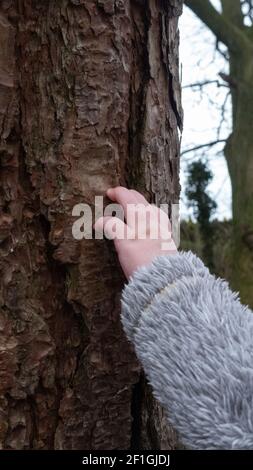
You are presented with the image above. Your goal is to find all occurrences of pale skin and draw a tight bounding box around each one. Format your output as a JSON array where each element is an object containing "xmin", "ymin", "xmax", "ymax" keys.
[{"xmin": 94, "ymin": 187, "xmax": 178, "ymax": 280}]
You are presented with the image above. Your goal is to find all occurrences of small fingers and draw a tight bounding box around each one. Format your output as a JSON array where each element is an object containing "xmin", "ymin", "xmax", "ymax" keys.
[
  {"xmin": 104, "ymin": 187, "xmax": 172, "ymax": 241},
  {"xmin": 106, "ymin": 187, "xmax": 149, "ymax": 228},
  {"xmin": 106, "ymin": 186, "xmax": 149, "ymax": 210},
  {"xmin": 94, "ymin": 216, "xmax": 130, "ymax": 242},
  {"xmin": 129, "ymin": 189, "xmax": 149, "ymax": 206}
]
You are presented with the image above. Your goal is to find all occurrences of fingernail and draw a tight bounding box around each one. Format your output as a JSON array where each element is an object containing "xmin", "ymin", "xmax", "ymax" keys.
[{"xmin": 106, "ymin": 188, "xmax": 113, "ymax": 197}]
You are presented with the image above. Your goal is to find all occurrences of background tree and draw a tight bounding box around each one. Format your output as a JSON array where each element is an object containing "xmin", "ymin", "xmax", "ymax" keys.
[
  {"xmin": 186, "ymin": 160, "xmax": 217, "ymax": 269},
  {"xmin": 0, "ymin": 0, "xmax": 183, "ymax": 450},
  {"xmin": 184, "ymin": 0, "xmax": 253, "ymax": 307}
]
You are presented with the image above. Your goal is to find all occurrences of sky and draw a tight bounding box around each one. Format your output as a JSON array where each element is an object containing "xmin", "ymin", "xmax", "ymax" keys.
[{"xmin": 179, "ymin": 2, "xmax": 232, "ymax": 220}]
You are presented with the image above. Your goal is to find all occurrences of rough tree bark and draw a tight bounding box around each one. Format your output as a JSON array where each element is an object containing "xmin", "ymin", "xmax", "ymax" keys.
[
  {"xmin": 185, "ymin": 0, "xmax": 253, "ymax": 308},
  {"xmin": 0, "ymin": 0, "xmax": 183, "ymax": 449}
]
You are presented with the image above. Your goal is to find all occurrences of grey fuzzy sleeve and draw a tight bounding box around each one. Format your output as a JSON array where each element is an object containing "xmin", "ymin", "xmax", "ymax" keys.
[{"xmin": 121, "ymin": 251, "xmax": 253, "ymax": 449}]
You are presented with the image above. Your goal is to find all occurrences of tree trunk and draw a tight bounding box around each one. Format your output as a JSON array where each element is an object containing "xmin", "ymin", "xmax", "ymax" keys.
[
  {"xmin": 224, "ymin": 46, "xmax": 253, "ymax": 308},
  {"xmin": 0, "ymin": 0, "xmax": 183, "ymax": 450}
]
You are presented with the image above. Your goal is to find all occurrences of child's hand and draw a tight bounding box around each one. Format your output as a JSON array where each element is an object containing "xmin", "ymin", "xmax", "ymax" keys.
[{"xmin": 95, "ymin": 187, "xmax": 177, "ymax": 280}]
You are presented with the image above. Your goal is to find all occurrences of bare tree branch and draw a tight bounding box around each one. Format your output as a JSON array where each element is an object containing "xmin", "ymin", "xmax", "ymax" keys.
[
  {"xmin": 219, "ymin": 73, "xmax": 237, "ymax": 88},
  {"xmin": 184, "ymin": 0, "xmax": 253, "ymax": 52},
  {"xmin": 216, "ymin": 91, "xmax": 231, "ymax": 141},
  {"xmin": 183, "ymin": 80, "xmax": 229, "ymax": 90},
  {"xmin": 181, "ymin": 139, "xmax": 227, "ymax": 156}
]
